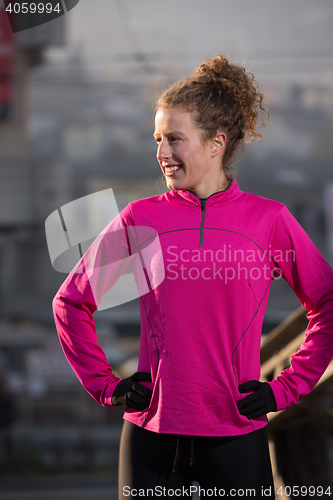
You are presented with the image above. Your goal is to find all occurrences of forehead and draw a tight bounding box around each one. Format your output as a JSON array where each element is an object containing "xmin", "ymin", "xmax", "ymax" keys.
[{"xmin": 154, "ymin": 107, "xmax": 195, "ymax": 134}]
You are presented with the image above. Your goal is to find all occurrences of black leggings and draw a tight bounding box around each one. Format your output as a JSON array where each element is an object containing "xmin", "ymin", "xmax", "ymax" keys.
[{"xmin": 118, "ymin": 420, "xmax": 275, "ymax": 499}]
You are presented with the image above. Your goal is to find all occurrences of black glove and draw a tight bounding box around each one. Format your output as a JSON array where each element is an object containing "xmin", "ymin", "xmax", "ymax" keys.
[
  {"xmin": 112, "ymin": 372, "xmax": 152, "ymax": 410},
  {"xmin": 237, "ymin": 380, "xmax": 277, "ymax": 419}
]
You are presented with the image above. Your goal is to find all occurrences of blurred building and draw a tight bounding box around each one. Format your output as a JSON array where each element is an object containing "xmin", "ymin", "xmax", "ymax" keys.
[{"xmin": 0, "ymin": 5, "xmax": 70, "ymax": 432}]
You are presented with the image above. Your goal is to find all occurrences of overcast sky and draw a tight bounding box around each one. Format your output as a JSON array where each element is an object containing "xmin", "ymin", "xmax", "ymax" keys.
[{"xmin": 47, "ymin": 0, "xmax": 333, "ymax": 87}]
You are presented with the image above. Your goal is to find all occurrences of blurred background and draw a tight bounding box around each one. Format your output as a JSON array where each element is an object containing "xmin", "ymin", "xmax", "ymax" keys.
[{"xmin": 0, "ymin": 0, "xmax": 333, "ymax": 498}]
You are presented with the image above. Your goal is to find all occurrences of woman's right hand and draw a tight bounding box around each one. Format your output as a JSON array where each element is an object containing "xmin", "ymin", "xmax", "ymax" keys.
[{"xmin": 111, "ymin": 372, "xmax": 152, "ymax": 410}]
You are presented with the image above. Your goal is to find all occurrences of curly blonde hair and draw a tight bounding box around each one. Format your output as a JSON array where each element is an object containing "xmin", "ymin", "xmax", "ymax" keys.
[{"xmin": 155, "ymin": 55, "xmax": 269, "ymax": 181}]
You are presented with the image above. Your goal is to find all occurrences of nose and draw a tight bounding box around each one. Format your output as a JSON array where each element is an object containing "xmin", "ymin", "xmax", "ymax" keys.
[{"xmin": 157, "ymin": 138, "xmax": 171, "ymax": 162}]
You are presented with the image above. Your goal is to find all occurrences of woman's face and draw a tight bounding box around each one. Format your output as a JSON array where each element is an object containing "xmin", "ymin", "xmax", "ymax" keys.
[{"xmin": 154, "ymin": 106, "xmax": 227, "ymax": 198}]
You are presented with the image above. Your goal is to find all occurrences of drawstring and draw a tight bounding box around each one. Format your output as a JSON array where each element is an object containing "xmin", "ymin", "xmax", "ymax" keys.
[
  {"xmin": 172, "ymin": 437, "xmax": 195, "ymax": 473},
  {"xmin": 172, "ymin": 437, "xmax": 180, "ymax": 474},
  {"xmin": 190, "ymin": 438, "xmax": 195, "ymax": 467}
]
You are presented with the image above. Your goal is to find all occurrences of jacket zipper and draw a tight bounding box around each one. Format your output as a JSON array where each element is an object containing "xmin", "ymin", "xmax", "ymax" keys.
[
  {"xmin": 199, "ymin": 199, "xmax": 207, "ymax": 247},
  {"xmin": 185, "ymin": 181, "xmax": 232, "ymax": 247}
]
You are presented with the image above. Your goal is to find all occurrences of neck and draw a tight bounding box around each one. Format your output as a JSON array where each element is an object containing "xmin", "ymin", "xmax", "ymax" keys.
[{"xmin": 189, "ymin": 177, "xmax": 231, "ymax": 199}]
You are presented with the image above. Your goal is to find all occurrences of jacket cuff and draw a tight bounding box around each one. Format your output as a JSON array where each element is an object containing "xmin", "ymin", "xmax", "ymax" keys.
[
  {"xmin": 101, "ymin": 377, "xmax": 122, "ymax": 407},
  {"xmin": 265, "ymin": 380, "xmax": 291, "ymax": 412}
]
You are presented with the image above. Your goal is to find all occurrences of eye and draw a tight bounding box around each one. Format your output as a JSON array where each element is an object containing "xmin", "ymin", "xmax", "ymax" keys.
[{"xmin": 169, "ymin": 136, "xmax": 179, "ymax": 143}]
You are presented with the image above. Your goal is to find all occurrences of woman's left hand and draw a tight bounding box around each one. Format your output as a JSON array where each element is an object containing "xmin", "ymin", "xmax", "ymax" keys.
[{"xmin": 237, "ymin": 380, "xmax": 277, "ymax": 418}]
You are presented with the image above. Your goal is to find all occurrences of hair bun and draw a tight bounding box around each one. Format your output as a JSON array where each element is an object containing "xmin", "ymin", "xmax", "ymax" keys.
[
  {"xmin": 195, "ymin": 55, "xmax": 231, "ymax": 82},
  {"xmin": 194, "ymin": 55, "xmax": 245, "ymax": 107},
  {"xmin": 192, "ymin": 54, "xmax": 268, "ymax": 143}
]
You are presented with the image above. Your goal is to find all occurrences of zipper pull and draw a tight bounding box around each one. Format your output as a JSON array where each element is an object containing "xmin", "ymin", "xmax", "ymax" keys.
[{"xmin": 200, "ymin": 199, "xmax": 207, "ymax": 210}]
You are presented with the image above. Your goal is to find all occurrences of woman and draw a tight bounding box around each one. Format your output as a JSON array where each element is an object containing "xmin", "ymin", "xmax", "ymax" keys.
[{"xmin": 53, "ymin": 55, "xmax": 333, "ymax": 498}]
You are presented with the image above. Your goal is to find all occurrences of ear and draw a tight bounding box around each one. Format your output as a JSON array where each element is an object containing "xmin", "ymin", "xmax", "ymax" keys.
[{"xmin": 211, "ymin": 132, "xmax": 226, "ymax": 157}]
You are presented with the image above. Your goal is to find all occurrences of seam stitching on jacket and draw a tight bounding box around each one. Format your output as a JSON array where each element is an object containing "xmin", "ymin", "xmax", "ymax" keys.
[
  {"xmin": 231, "ymin": 281, "xmax": 271, "ymax": 431},
  {"xmin": 139, "ymin": 294, "xmax": 159, "ymax": 427},
  {"xmin": 137, "ymin": 227, "xmax": 269, "ymax": 259}
]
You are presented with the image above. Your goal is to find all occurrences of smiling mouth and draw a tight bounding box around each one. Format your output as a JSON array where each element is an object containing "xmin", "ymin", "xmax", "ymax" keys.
[{"xmin": 164, "ymin": 165, "xmax": 182, "ymax": 176}]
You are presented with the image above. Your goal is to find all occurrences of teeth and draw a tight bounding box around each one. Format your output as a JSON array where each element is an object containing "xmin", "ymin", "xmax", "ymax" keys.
[{"xmin": 165, "ymin": 166, "xmax": 180, "ymax": 172}]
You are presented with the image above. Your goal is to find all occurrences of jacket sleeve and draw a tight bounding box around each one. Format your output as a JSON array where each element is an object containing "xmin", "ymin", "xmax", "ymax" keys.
[
  {"xmin": 52, "ymin": 204, "xmax": 139, "ymax": 407},
  {"xmin": 267, "ymin": 205, "xmax": 333, "ymax": 411}
]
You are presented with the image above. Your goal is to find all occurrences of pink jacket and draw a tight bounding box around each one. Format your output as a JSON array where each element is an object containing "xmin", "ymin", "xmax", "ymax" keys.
[{"xmin": 53, "ymin": 180, "xmax": 333, "ymax": 436}]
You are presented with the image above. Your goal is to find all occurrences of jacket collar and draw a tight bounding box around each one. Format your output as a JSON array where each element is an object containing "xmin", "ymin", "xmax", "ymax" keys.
[{"xmin": 169, "ymin": 179, "xmax": 241, "ymax": 207}]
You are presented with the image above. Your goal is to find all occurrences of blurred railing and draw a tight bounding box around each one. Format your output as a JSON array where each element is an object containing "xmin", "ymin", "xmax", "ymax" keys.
[{"xmin": 261, "ymin": 306, "xmax": 333, "ymax": 498}]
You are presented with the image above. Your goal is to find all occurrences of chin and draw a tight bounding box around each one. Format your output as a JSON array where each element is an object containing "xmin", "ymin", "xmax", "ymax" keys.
[{"xmin": 166, "ymin": 179, "xmax": 185, "ymax": 191}]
